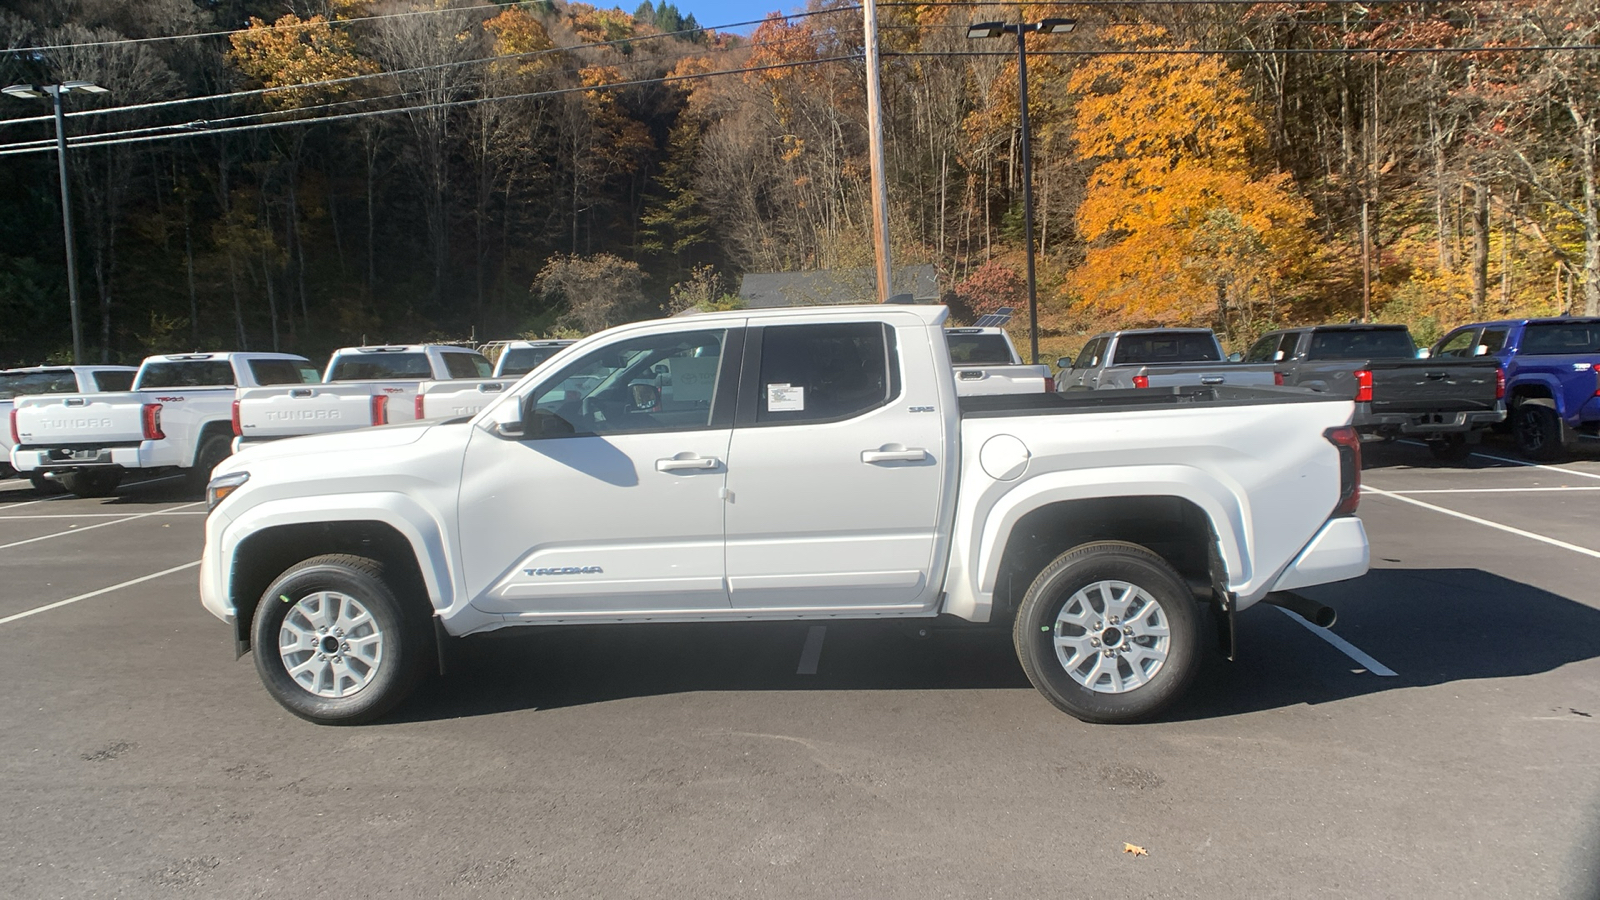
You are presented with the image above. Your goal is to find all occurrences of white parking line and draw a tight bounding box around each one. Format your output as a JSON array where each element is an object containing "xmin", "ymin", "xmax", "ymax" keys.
[
  {"xmin": 1468, "ymin": 450, "xmax": 1600, "ymax": 481},
  {"xmin": 797, "ymin": 625, "xmax": 827, "ymax": 675},
  {"xmin": 0, "ymin": 560, "xmax": 200, "ymax": 626},
  {"xmin": 0, "ymin": 511, "xmax": 208, "ymax": 520},
  {"xmin": 1385, "ymin": 486, "xmax": 1600, "ymax": 494},
  {"xmin": 1276, "ymin": 607, "xmax": 1397, "ymax": 676},
  {"xmin": 0, "ymin": 494, "xmax": 70, "ymax": 511},
  {"xmin": 1366, "ymin": 487, "xmax": 1600, "ymax": 559},
  {"xmin": 0, "ymin": 501, "xmax": 203, "ymax": 551}
]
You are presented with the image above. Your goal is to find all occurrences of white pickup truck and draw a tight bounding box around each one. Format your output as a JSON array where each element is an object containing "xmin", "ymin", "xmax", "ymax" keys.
[
  {"xmin": 3, "ymin": 365, "xmax": 139, "ymax": 485},
  {"xmin": 413, "ymin": 339, "xmax": 577, "ymax": 421},
  {"xmin": 10, "ymin": 352, "xmax": 315, "ymax": 497},
  {"xmin": 945, "ymin": 327, "xmax": 1055, "ymax": 395},
  {"xmin": 200, "ymin": 304, "xmax": 1369, "ymax": 726},
  {"xmin": 233, "ymin": 344, "xmax": 494, "ymax": 448}
]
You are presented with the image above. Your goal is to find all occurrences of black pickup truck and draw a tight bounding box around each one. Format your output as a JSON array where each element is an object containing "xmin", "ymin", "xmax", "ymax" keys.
[{"xmin": 1242, "ymin": 324, "xmax": 1505, "ymax": 460}]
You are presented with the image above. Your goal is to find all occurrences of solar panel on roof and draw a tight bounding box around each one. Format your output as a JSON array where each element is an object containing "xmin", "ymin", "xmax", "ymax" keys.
[{"xmin": 973, "ymin": 307, "xmax": 1015, "ymax": 328}]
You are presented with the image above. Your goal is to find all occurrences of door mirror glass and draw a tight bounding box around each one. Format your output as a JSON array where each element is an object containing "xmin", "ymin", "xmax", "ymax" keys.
[
  {"xmin": 1416, "ymin": 347, "xmax": 1433, "ymax": 359},
  {"xmin": 1474, "ymin": 344, "xmax": 1489, "ymax": 356},
  {"xmin": 629, "ymin": 382, "xmax": 661, "ymax": 412},
  {"xmin": 1273, "ymin": 350, "xmax": 1285, "ymax": 361},
  {"xmin": 1227, "ymin": 352, "xmax": 1243, "ymax": 363},
  {"xmin": 1056, "ymin": 357, "xmax": 1073, "ymax": 370}
]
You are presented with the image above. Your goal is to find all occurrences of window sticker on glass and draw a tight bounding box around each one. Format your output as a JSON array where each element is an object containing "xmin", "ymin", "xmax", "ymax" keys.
[{"xmin": 767, "ymin": 383, "xmax": 805, "ymax": 412}]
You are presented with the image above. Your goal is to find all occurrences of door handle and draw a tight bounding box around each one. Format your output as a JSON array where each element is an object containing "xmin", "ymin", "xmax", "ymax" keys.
[
  {"xmin": 656, "ymin": 455, "xmax": 720, "ymax": 472},
  {"xmin": 862, "ymin": 448, "xmax": 927, "ymax": 463},
  {"xmin": 1199, "ymin": 375, "xmax": 1224, "ymax": 385}
]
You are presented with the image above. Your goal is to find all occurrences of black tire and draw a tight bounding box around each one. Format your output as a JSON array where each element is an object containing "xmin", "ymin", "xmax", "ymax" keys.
[
  {"xmin": 1427, "ymin": 435, "xmax": 1473, "ymax": 463},
  {"xmin": 252, "ymin": 554, "xmax": 430, "ymax": 725},
  {"xmin": 1013, "ymin": 541, "xmax": 1201, "ymax": 724},
  {"xmin": 58, "ymin": 468, "xmax": 123, "ymax": 498},
  {"xmin": 187, "ymin": 433, "xmax": 232, "ymax": 492},
  {"xmin": 1513, "ymin": 400, "xmax": 1567, "ymax": 462}
]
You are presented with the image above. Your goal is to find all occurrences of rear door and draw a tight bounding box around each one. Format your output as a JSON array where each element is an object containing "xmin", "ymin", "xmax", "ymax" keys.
[{"xmin": 723, "ymin": 314, "xmax": 949, "ymax": 611}]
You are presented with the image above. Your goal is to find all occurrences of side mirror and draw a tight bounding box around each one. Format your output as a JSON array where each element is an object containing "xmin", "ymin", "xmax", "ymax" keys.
[
  {"xmin": 1057, "ymin": 357, "xmax": 1073, "ymax": 370},
  {"xmin": 1473, "ymin": 344, "xmax": 1489, "ymax": 357},
  {"xmin": 1227, "ymin": 352, "xmax": 1242, "ymax": 363},
  {"xmin": 629, "ymin": 382, "xmax": 661, "ymax": 412},
  {"xmin": 1416, "ymin": 348, "xmax": 1433, "ymax": 359},
  {"xmin": 488, "ymin": 402, "xmax": 524, "ymax": 438}
]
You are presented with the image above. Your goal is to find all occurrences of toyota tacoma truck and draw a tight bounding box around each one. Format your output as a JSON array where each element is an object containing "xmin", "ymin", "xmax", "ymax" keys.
[
  {"xmin": 1431, "ymin": 317, "xmax": 1600, "ymax": 461},
  {"xmin": 233, "ymin": 344, "xmax": 493, "ymax": 448},
  {"xmin": 413, "ymin": 339, "xmax": 578, "ymax": 420},
  {"xmin": 10, "ymin": 352, "xmax": 315, "ymax": 497},
  {"xmin": 2, "ymin": 364, "xmax": 139, "ymax": 486},
  {"xmin": 1245, "ymin": 324, "xmax": 1505, "ymax": 460},
  {"xmin": 1056, "ymin": 329, "xmax": 1274, "ymax": 392},
  {"xmin": 200, "ymin": 304, "xmax": 1369, "ymax": 726}
]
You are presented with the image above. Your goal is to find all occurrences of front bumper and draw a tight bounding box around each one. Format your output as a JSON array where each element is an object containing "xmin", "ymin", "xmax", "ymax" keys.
[{"xmin": 1271, "ymin": 516, "xmax": 1370, "ymax": 592}]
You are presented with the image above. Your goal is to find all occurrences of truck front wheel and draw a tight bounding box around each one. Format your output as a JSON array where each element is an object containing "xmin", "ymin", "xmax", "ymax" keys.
[
  {"xmin": 1013, "ymin": 542, "xmax": 1200, "ymax": 724},
  {"xmin": 251, "ymin": 555, "xmax": 429, "ymax": 725}
]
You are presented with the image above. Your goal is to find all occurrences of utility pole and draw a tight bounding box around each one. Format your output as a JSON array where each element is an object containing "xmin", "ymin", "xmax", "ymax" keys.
[{"xmin": 862, "ymin": 0, "xmax": 893, "ymax": 303}]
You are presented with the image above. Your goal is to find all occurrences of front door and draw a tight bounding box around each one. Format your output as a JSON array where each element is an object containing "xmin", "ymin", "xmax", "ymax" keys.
[
  {"xmin": 459, "ymin": 325, "xmax": 740, "ymax": 617},
  {"xmin": 723, "ymin": 316, "xmax": 949, "ymax": 611}
]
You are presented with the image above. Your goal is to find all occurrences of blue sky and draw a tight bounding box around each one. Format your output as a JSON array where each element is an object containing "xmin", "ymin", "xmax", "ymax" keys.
[{"xmin": 675, "ymin": 0, "xmax": 796, "ymax": 33}]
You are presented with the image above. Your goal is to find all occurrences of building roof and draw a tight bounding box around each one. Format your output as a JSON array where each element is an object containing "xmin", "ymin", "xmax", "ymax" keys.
[{"xmin": 738, "ymin": 265, "xmax": 939, "ymax": 309}]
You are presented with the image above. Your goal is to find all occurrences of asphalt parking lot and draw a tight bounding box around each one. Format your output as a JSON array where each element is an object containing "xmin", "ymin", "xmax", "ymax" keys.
[{"xmin": 2, "ymin": 439, "xmax": 1598, "ymax": 900}]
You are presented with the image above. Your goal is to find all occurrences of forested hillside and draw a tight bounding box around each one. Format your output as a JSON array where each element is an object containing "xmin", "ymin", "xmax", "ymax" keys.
[{"xmin": 1, "ymin": 0, "xmax": 1595, "ymax": 364}]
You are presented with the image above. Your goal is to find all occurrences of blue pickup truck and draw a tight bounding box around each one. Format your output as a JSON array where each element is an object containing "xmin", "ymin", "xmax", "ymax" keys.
[{"xmin": 1432, "ymin": 317, "xmax": 1600, "ymax": 460}]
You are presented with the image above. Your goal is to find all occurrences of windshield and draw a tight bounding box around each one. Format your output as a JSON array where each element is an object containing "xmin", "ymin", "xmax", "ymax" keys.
[
  {"xmin": 136, "ymin": 361, "xmax": 236, "ymax": 388},
  {"xmin": 0, "ymin": 370, "xmax": 78, "ymax": 400},
  {"xmin": 329, "ymin": 352, "xmax": 433, "ymax": 381},
  {"xmin": 1305, "ymin": 329, "xmax": 1417, "ymax": 360},
  {"xmin": 945, "ymin": 333, "xmax": 1015, "ymax": 365},
  {"xmin": 1112, "ymin": 333, "xmax": 1221, "ymax": 364},
  {"xmin": 1521, "ymin": 322, "xmax": 1600, "ymax": 355},
  {"xmin": 498, "ymin": 346, "xmax": 565, "ymax": 376}
]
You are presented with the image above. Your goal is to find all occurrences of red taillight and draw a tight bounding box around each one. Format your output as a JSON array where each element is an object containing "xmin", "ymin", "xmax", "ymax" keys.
[
  {"xmin": 1043, "ymin": 376, "xmax": 1054, "ymax": 393},
  {"xmin": 231, "ymin": 400, "xmax": 241, "ymax": 437},
  {"xmin": 1273, "ymin": 371, "xmax": 1284, "ymax": 386},
  {"xmin": 141, "ymin": 403, "xmax": 165, "ymax": 441},
  {"xmin": 1496, "ymin": 367, "xmax": 1506, "ymax": 401},
  {"xmin": 1594, "ymin": 368, "xmax": 1600, "ymax": 397},
  {"xmin": 415, "ymin": 393, "xmax": 427, "ymax": 420},
  {"xmin": 1324, "ymin": 425, "xmax": 1361, "ymax": 516},
  {"xmin": 370, "ymin": 394, "xmax": 389, "ymax": 426},
  {"xmin": 1132, "ymin": 374, "xmax": 1150, "ymax": 389},
  {"xmin": 1353, "ymin": 369, "xmax": 1373, "ymax": 403},
  {"xmin": 8, "ymin": 408, "xmax": 19, "ymax": 445}
]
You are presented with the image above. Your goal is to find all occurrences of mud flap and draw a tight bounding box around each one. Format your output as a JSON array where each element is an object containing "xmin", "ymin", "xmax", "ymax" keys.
[
  {"xmin": 1208, "ymin": 531, "xmax": 1236, "ymax": 661},
  {"xmin": 434, "ymin": 616, "xmax": 451, "ymax": 676}
]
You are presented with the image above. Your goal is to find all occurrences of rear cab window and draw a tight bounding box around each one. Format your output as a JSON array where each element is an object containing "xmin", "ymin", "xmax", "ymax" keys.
[
  {"xmin": 90, "ymin": 371, "xmax": 135, "ymax": 392},
  {"xmin": 752, "ymin": 322, "xmax": 899, "ymax": 425},
  {"xmin": 329, "ymin": 352, "xmax": 433, "ymax": 381},
  {"xmin": 136, "ymin": 360, "xmax": 237, "ymax": 389},
  {"xmin": 1520, "ymin": 322, "xmax": 1600, "ymax": 355},
  {"xmin": 0, "ymin": 370, "xmax": 79, "ymax": 399},
  {"xmin": 498, "ymin": 346, "xmax": 564, "ymax": 376},
  {"xmin": 1305, "ymin": 329, "xmax": 1416, "ymax": 360},
  {"xmin": 945, "ymin": 333, "xmax": 1015, "ymax": 365},
  {"xmin": 1112, "ymin": 332, "xmax": 1221, "ymax": 365},
  {"xmin": 249, "ymin": 359, "xmax": 319, "ymax": 386},
  {"xmin": 442, "ymin": 352, "xmax": 493, "ymax": 379}
]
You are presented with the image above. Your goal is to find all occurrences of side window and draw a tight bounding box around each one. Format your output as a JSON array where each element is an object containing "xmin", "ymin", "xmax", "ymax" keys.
[
  {"xmin": 1244, "ymin": 335, "xmax": 1279, "ymax": 363},
  {"xmin": 92, "ymin": 371, "xmax": 135, "ymax": 392},
  {"xmin": 525, "ymin": 329, "xmax": 726, "ymax": 437},
  {"xmin": 1074, "ymin": 337, "xmax": 1105, "ymax": 369},
  {"xmin": 755, "ymin": 322, "xmax": 897, "ymax": 425},
  {"xmin": 1478, "ymin": 328, "xmax": 1509, "ymax": 355},
  {"xmin": 1435, "ymin": 329, "xmax": 1479, "ymax": 358},
  {"xmin": 1275, "ymin": 333, "xmax": 1301, "ymax": 360}
]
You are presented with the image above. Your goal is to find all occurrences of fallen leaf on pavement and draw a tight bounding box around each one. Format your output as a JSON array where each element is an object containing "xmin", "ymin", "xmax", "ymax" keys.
[{"xmin": 1123, "ymin": 843, "xmax": 1148, "ymax": 857}]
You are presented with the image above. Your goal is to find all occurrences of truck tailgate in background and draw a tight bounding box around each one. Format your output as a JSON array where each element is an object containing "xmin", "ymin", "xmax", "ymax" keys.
[
  {"xmin": 236, "ymin": 384, "xmax": 410, "ymax": 440},
  {"xmin": 12, "ymin": 393, "xmax": 147, "ymax": 445},
  {"xmin": 1368, "ymin": 359, "xmax": 1501, "ymax": 413},
  {"xmin": 417, "ymin": 379, "xmax": 510, "ymax": 419}
]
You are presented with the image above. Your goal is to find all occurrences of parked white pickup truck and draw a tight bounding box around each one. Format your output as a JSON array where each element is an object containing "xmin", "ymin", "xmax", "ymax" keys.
[
  {"xmin": 201, "ymin": 304, "xmax": 1369, "ymax": 726},
  {"xmin": 945, "ymin": 327, "xmax": 1055, "ymax": 395},
  {"xmin": 11, "ymin": 352, "xmax": 315, "ymax": 497},
  {"xmin": 233, "ymin": 344, "xmax": 494, "ymax": 448},
  {"xmin": 2, "ymin": 365, "xmax": 139, "ymax": 485},
  {"xmin": 413, "ymin": 339, "xmax": 577, "ymax": 421}
]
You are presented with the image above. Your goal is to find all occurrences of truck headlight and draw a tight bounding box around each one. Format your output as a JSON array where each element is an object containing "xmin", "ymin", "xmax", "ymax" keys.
[{"xmin": 207, "ymin": 471, "xmax": 249, "ymax": 511}]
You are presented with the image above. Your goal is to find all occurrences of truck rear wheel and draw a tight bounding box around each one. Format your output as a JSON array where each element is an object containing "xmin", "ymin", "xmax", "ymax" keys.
[
  {"xmin": 1513, "ymin": 400, "xmax": 1568, "ymax": 462},
  {"xmin": 187, "ymin": 434, "xmax": 232, "ymax": 492},
  {"xmin": 59, "ymin": 468, "xmax": 123, "ymax": 498},
  {"xmin": 1012, "ymin": 542, "xmax": 1200, "ymax": 724},
  {"xmin": 251, "ymin": 554, "xmax": 430, "ymax": 726}
]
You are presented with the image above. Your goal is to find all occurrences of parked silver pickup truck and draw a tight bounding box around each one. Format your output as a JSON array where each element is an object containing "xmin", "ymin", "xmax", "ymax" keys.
[{"xmin": 1057, "ymin": 329, "xmax": 1273, "ymax": 392}]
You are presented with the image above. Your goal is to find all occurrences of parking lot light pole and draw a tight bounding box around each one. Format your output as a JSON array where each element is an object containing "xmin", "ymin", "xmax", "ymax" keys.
[
  {"xmin": 966, "ymin": 19, "xmax": 1076, "ymax": 365},
  {"xmin": 4, "ymin": 80, "xmax": 109, "ymax": 365}
]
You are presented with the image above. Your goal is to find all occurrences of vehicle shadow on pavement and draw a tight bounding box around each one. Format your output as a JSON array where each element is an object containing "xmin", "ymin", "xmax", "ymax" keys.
[
  {"xmin": 1172, "ymin": 567, "xmax": 1600, "ymax": 721},
  {"xmin": 1360, "ymin": 434, "xmax": 1600, "ymax": 471},
  {"xmin": 0, "ymin": 474, "xmax": 201, "ymax": 506}
]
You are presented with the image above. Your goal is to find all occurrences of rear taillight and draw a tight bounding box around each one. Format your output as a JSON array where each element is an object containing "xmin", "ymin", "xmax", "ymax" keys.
[
  {"xmin": 1496, "ymin": 367, "xmax": 1506, "ymax": 400},
  {"xmin": 8, "ymin": 408, "xmax": 19, "ymax": 445},
  {"xmin": 1593, "ymin": 369, "xmax": 1599, "ymax": 397},
  {"xmin": 415, "ymin": 393, "xmax": 427, "ymax": 419},
  {"xmin": 1043, "ymin": 376, "xmax": 1054, "ymax": 393},
  {"xmin": 1324, "ymin": 425, "xmax": 1361, "ymax": 516},
  {"xmin": 1353, "ymin": 369, "xmax": 1373, "ymax": 403},
  {"xmin": 231, "ymin": 400, "xmax": 241, "ymax": 437},
  {"xmin": 141, "ymin": 403, "xmax": 165, "ymax": 441},
  {"xmin": 370, "ymin": 394, "xmax": 389, "ymax": 426},
  {"xmin": 1132, "ymin": 374, "xmax": 1150, "ymax": 389},
  {"xmin": 1273, "ymin": 371, "xmax": 1284, "ymax": 386}
]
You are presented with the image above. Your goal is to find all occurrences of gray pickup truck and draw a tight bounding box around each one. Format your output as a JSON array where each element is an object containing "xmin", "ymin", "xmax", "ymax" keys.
[
  {"xmin": 1056, "ymin": 329, "xmax": 1274, "ymax": 392},
  {"xmin": 1244, "ymin": 324, "xmax": 1505, "ymax": 460}
]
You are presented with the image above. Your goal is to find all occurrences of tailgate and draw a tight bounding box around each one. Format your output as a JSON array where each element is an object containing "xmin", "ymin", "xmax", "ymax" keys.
[
  {"xmin": 236, "ymin": 385, "xmax": 394, "ymax": 439},
  {"xmin": 417, "ymin": 379, "xmax": 510, "ymax": 419},
  {"xmin": 1368, "ymin": 360, "xmax": 1500, "ymax": 413},
  {"xmin": 954, "ymin": 365, "xmax": 1049, "ymax": 396},
  {"xmin": 1142, "ymin": 364, "xmax": 1276, "ymax": 388},
  {"xmin": 13, "ymin": 393, "xmax": 147, "ymax": 445}
]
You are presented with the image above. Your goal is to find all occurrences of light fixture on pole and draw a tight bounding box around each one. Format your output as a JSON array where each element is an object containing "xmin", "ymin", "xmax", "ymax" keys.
[
  {"xmin": 3, "ymin": 80, "xmax": 109, "ymax": 365},
  {"xmin": 966, "ymin": 18, "xmax": 1076, "ymax": 365}
]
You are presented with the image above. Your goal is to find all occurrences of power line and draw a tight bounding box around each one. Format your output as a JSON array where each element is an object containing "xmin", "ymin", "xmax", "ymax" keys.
[
  {"xmin": 887, "ymin": 44, "xmax": 1600, "ymax": 56},
  {"xmin": 0, "ymin": 5, "xmax": 861, "ymax": 131},
  {"xmin": 0, "ymin": 54, "xmax": 867, "ymax": 158}
]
